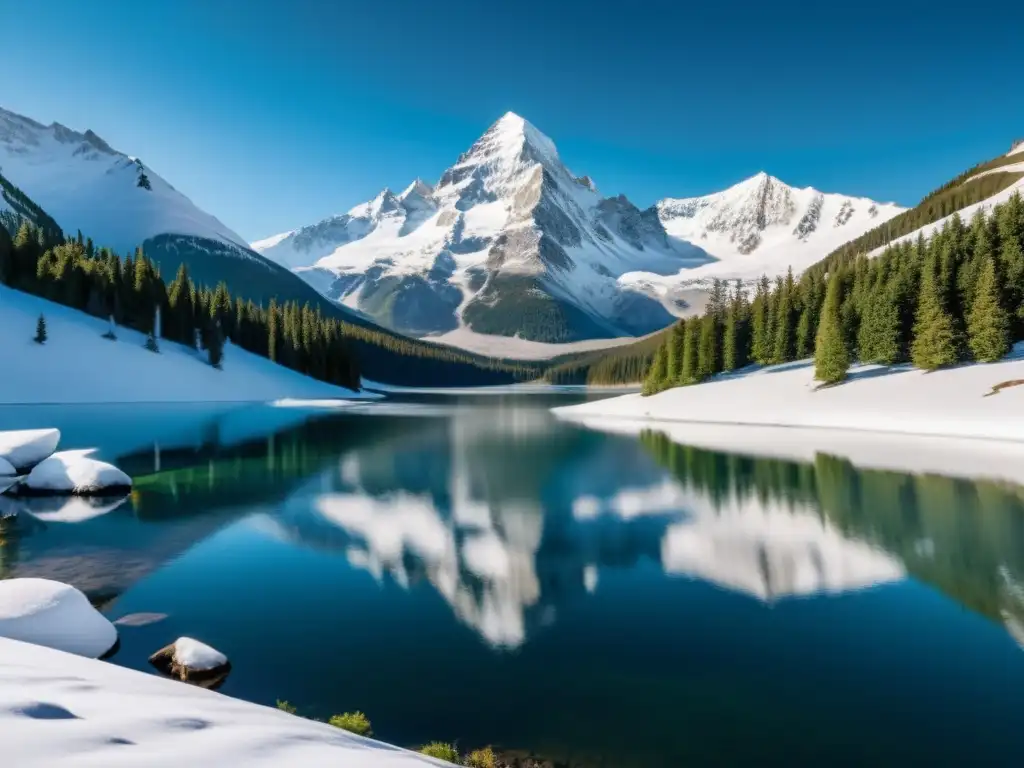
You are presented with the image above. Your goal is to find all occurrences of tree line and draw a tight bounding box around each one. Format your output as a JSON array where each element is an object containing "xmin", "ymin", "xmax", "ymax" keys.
[
  {"xmin": 643, "ymin": 192, "xmax": 1024, "ymax": 394},
  {"xmin": 0, "ymin": 221, "xmax": 362, "ymax": 390}
]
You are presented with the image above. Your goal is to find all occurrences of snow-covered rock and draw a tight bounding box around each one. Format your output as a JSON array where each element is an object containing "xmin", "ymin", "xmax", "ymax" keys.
[
  {"xmin": 0, "ymin": 636, "xmax": 448, "ymax": 768},
  {"xmin": 0, "ymin": 428, "xmax": 60, "ymax": 472},
  {"xmin": 0, "ymin": 578, "xmax": 118, "ymax": 658},
  {"xmin": 149, "ymin": 637, "xmax": 231, "ymax": 686},
  {"xmin": 18, "ymin": 450, "xmax": 131, "ymax": 495}
]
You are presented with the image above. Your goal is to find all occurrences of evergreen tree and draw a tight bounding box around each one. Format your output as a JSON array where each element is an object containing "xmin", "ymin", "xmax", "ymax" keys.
[
  {"xmin": 34, "ymin": 314, "xmax": 47, "ymax": 344},
  {"xmin": 814, "ymin": 275, "xmax": 848, "ymax": 384},
  {"xmin": 858, "ymin": 285, "xmax": 901, "ymax": 364},
  {"xmin": 207, "ymin": 320, "xmax": 225, "ymax": 369},
  {"xmin": 722, "ymin": 279, "xmax": 749, "ymax": 372},
  {"xmin": 680, "ymin": 317, "xmax": 699, "ymax": 384},
  {"xmin": 137, "ymin": 168, "xmax": 152, "ymax": 190},
  {"xmin": 696, "ymin": 314, "xmax": 719, "ymax": 380},
  {"xmin": 666, "ymin": 321, "xmax": 686, "ymax": 383},
  {"xmin": 967, "ymin": 255, "xmax": 1010, "ymax": 362},
  {"xmin": 750, "ymin": 275, "xmax": 771, "ymax": 364},
  {"xmin": 911, "ymin": 251, "xmax": 959, "ymax": 370},
  {"xmin": 642, "ymin": 343, "xmax": 669, "ymax": 396},
  {"xmin": 268, "ymin": 298, "xmax": 279, "ymax": 362},
  {"xmin": 144, "ymin": 330, "xmax": 160, "ymax": 353},
  {"xmin": 771, "ymin": 268, "xmax": 795, "ymax": 364}
]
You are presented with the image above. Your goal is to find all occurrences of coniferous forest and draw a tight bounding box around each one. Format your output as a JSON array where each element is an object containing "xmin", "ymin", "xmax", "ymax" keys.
[{"xmin": 642, "ymin": 192, "xmax": 1024, "ymax": 395}]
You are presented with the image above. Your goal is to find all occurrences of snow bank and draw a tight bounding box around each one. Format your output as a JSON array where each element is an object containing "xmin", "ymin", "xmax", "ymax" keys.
[
  {"xmin": 0, "ymin": 637, "xmax": 449, "ymax": 767},
  {"xmin": 0, "ymin": 428, "xmax": 60, "ymax": 472},
  {"xmin": 0, "ymin": 579, "xmax": 118, "ymax": 659},
  {"xmin": 554, "ymin": 346, "xmax": 1024, "ymax": 444},
  {"xmin": 19, "ymin": 450, "xmax": 131, "ymax": 495},
  {"xmin": 0, "ymin": 457, "xmax": 15, "ymax": 476},
  {"xmin": 0, "ymin": 286, "xmax": 372, "ymax": 404}
]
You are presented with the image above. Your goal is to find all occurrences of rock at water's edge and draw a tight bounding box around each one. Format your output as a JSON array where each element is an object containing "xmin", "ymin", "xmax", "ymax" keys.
[
  {"xmin": 0, "ymin": 578, "xmax": 118, "ymax": 659},
  {"xmin": 149, "ymin": 637, "xmax": 231, "ymax": 689},
  {"xmin": 0, "ymin": 429, "xmax": 60, "ymax": 473}
]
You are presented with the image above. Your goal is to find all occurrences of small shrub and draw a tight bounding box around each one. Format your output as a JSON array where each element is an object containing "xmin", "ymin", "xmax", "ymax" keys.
[
  {"xmin": 466, "ymin": 746, "xmax": 497, "ymax": 768},
  {"xmin": 419, "ymin": 742, "xmax": 461, "ymax": 763},
  {"xmin": 144, "ymin": 331, "xmax": 160, "ymax": 353},
  {"xmin": 275, "ymin": 700, "xmax": 297, "ymax": 715},
  {"xmin": 328, "ymin": 711, "xmax": 372, "ymax": 737},
  {"xmin": 34, "ymin": 314, "xmax": 47, "ymax": 344}
]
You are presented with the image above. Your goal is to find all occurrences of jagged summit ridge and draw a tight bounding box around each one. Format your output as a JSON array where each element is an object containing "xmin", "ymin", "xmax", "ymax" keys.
[{"xmin": 253, "ymin": 113, "xmax": 905, "ymax": 345}]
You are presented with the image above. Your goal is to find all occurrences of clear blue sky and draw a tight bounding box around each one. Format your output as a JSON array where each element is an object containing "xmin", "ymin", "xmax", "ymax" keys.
[{"xmin": 6, "ymin": 0, "xmax": 1024, "ymax": 242}]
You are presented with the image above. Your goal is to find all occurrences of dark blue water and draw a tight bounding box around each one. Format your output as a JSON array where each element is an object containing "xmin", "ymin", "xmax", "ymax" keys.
[{"xmin": 3, "ymin": 394, "xmax": 1024, "ymax": 766}]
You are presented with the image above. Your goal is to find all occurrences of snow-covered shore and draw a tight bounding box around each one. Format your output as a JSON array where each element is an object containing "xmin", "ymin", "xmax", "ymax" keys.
[
  {"xmin": 0, "ymin": 286, "xmax": 374, "ymax": 404},
  {"xmin": 554, "ymin": 345, "xmax": 1024, "ymax": 444},
  {"xmin": 0, "ymin": 637, "xmax": 446, "ymax": 767}
]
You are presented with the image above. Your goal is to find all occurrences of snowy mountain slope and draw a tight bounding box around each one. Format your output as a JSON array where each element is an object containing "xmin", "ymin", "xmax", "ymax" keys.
[
  {"xmin": 0, "ymin": 106, "xmax": 376, "ymax": 331},
  {"xmin": 617, "ymin": 173, "xmax": 905, "ymax": 296},
  {"xmin": 0, "ymin": 284, "xmax": 371, "ymax": 404},
  {"xmin": 0, "ymin": 107, "xmax": 247, "ymax": 255},
  {"xmin": 867, "ymin": 175, "xmax": 1024, "ymax": 258},
  {"xmin": 255, "ymin": 115, "xmax": 904, "ymax": 344},
  {"xmin": 254, "ymin": 113, "xmax": 709, "ymax": 344}
]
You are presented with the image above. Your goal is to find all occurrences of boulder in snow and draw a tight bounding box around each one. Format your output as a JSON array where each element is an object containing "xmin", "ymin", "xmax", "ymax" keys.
[
  {"xmin": 0, "ymin": 578, "xmax": 119, "ymax": 659},
  {"xmin": 0, "ymin": 429, "xmax": 60, "ymax": 473},
  {"xmin": 15, "ymin": 450, "xmax": 131, "ymax": 496},
  {"xmin": 149, "ymin": 637, "xmax": 232, "ymax": 688}
]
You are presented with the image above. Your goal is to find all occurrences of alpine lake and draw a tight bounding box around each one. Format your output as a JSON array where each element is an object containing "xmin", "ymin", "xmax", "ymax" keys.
[{"xmin": 2, "ymin": 391, "xmax": 1024, "ymax": 767}]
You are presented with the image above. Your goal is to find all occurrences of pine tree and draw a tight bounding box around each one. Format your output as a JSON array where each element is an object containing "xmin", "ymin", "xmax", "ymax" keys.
[
  {"xmin": 642, "ymin": 343, "xmax": 669, "ymax": 396},
  {"xmin": 268, "ymin": 298, "xmax": 279, "ymax": 362},
  {"xmin": 814, "ymin": 275, "xmax": 848, "ymax": 384},
  {"xmin": 911, "ymin": 251, "xmax": 959, "ymax": 371},
  {"xmin": 137, "ymin": 167, "xmax": 152, "ymax": 190},
  {"xmin": 680, "ymin": 317, "xmax": 698, "ymax": 384},
  {"xmin": 722, "ymin": 279, "xmax": 749, "ymax": 371},
  {"xmin": 34, "ymin": 314, "xmax": 47, "ymax": 344},
  {"xmin": 771, "ymin": 268, "xmax": 795, "ymax": 364},
  {"xmin": 750, "ymin": 275, "xmax": 771, "ymax": 364},
  {"xmin": 858, "ymin": 285, "xmax": 901, "ymax": 364},
  {"xmin": 144, "ymin": 330, "xmax": 160, "ymax": 353},
  {"xmin": 967, "ymin": 255, "xmax": 1010, "ymax": 362},
  {"xmin": 666, "ymin": 321, "xmax": 686, "ymax": 383},
  {"xmin": 696, "ymin": 314, "xmax": 719, "ymax": 380},
  {"xmin": 207, "ymin": 320, "xmax": 225, "ymax": 368}
]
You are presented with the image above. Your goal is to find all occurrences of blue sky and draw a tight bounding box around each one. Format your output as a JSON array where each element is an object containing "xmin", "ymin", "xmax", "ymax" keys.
[{"xmin": 6, "ymin": 0, "xmax": 1024, "ymax": 242}]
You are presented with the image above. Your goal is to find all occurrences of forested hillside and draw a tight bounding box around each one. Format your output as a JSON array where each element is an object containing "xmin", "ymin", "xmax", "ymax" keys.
[
  {"xmin": 813, "ymin": 150, "xmax": 1024, "ymax": 275},
  {"xmin": 643, "ymin": 192, "xmax": 1024, "ymax": 394},
  {"xmin": 0, "ymin": 172, "xmax": 542, "ymax": 387}
]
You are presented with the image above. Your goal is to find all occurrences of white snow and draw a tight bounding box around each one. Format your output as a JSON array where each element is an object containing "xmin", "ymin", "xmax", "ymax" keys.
[
  {"xmin": 170, "ymin": 637, "xmax": 227, "ymax": 671},
  {"xmin": 868, "ymin": 176, "xmax": 1024, "ymax": 258},
  {"xmin": 1008, "ymin": 141, "xmax": 1024, "ymax": 157},
  {"xmin": 0, "ymin": 285, "xmax": 372, "ymax": 404},
  {"xmin": 426, "ymin": 326, "xmax": 646, "ymax": 359},
  {"xmin": 554, "ymin": 344, "xmax": 1024, "ymax": 444},
  {"xmin": 623, "ymin": 173, "xmax": 905, "ymax": 293},
  {"xmin": 15, "ymin": 496, "xmax": 128, "ymax": 524},
  {"xmin": 0, "ymin": 428, "xmax": 60, "ymax": 472},
  {"xmin": 0, "ymin": 637, "xmax": 451, "ymax": 768},
  {"xmin": 0, "ymin": 456, "xmax": 16, "ymax": 475},
  {"xmin": 21, "ymin": 450, "xmax": 131, "ymax": 494},
  {"xmin": 0, "ymin": 107, "xmax": 251, "ymax": 257},
  {"xmin": 0, "ymin": 579, "xmax": 117, "ymax": 659}
]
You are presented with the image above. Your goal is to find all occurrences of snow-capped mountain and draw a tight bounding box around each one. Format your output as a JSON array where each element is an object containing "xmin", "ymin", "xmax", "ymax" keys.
[
  {"xmin": 0, "ymin": 105, "xmax": 363, "ymax": 322},
  {"xmin": 254, "ymin": 112, "xmax": 708, "ymax": 343},
  {"xmin": 255, "ymin": 114, "xmax": 904, "ymax": 344},
  {"xmin": 635, "ymin": 172, "xmax": 905, "ymax": 283}
]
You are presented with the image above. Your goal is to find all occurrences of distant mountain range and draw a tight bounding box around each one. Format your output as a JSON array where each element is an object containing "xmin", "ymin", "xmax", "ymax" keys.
[{"xmin": 253, "ymin": 112, "xmax": 905, "ymax": 345}]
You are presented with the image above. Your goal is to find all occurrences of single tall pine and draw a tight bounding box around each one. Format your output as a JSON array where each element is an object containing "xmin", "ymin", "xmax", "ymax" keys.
[
  {"xmin": 34, "ymin": 314, "xmax": 47, "ymax": 344},
  {"xmin": 911, "ymin": 252, "xmax": 959, "ymax": 371},
  {"xmin": 967, "ymin": 256, "xmax": 1010, "ymax": 362},
  {"xmin": 814, "ymin": 275, "xmax": 848, "ymax": 384}
]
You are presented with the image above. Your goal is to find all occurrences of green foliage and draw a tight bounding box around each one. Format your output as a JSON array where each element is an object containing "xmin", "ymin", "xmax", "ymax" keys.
[
  {"xmin": 814, "ymin": 273, "xmax": 849, "ymax": 384},
  {"xmin": 911, "ymin": 251, "xmax": 960, "ymax": 370},
  {"xmin": 34, "ymin": 313, "xmax": 47, "ymax": 344},
  {"xmin": 328, "ymin": 711, "xmax": 372, "ymax": 737},
  {"xmin": 967, "ymin": 256, "xmax": 1010, "ymax": 362},
  {"xmin": 680, "ymin": 317, "xmax": 699, "ymax": 384},
  {"xmin": 641, "ymin": 342, "xmax": 670, "ymax": 396},
  {"xmin": 275, "ymin": 700, "xmax": 297, "ymax": 714},
  {"xmin": 419, "ymin": 742, "xmax": 461, "ymax": 764},
  {"xmin": 466, "ymin": 747, "xmax": 497, "ymax": 768},
  {"xmin": 696, "ymin": 313, "xmax": 719, "ymax": 380},
  {"xmin": 771, "ymin": 268, "xmax": 795, "ymax": 363}
]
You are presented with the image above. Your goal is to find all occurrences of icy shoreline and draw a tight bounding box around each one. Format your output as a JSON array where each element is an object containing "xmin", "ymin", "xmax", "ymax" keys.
[{"xmin": 554, "ymin": 345, "xmax": 1024, "ymax": 445}]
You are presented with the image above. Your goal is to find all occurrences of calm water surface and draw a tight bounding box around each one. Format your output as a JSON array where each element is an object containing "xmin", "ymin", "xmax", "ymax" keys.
[{"xmin": 2, "ymin": 394, "xmax": 1024, "ymax": 766}]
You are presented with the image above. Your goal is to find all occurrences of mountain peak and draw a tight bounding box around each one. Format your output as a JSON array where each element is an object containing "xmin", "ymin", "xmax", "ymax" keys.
[{"xmin": 399, "ymin": 178, "xmax": 434, "ymax": 200}]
